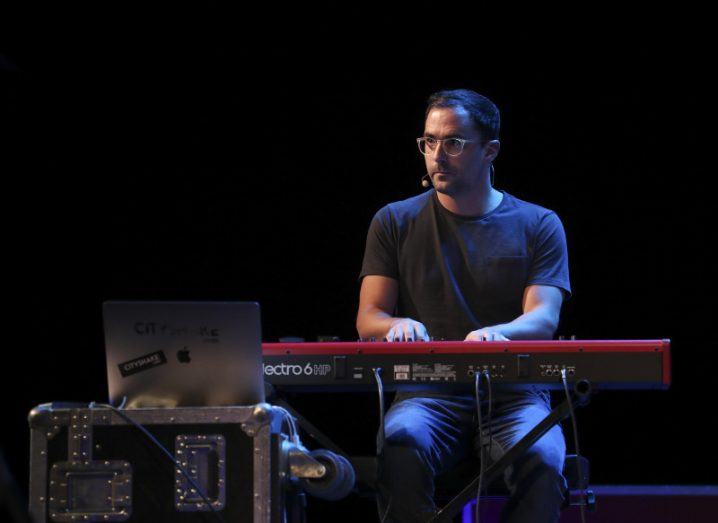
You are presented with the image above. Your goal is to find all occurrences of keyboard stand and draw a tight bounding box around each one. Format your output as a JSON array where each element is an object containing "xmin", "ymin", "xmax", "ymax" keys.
[{"xmin": 430, "ymin": 379, "xmax": 594, "ymax": 522}]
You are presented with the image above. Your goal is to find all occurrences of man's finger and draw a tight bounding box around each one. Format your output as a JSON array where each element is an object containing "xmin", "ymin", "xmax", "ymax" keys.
[
  {"xmin": 488, "ymin": 332, "xmax": 508, "ymax": 341},
  {"xmin": 409, "ymin": 323, "xmax": 424, "ymax": 342},
  {"xmin": 403, "ymin": 324, "xmax": 414, "ymax": 342},
  {"xmin": 385, "ymin": 328, "xmax": 395, "ymax": 342}
]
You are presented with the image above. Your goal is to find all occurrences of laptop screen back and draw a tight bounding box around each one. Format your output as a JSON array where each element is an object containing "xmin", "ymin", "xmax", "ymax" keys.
[{"xmin": 104, "ymin": 301, "xmax": 264, "ymax": 408}]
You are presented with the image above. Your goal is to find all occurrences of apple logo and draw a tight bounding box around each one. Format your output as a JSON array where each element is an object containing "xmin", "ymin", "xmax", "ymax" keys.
[{"xmin": 177, "ymin": 347, "xmax": 191, "ymax": 364}]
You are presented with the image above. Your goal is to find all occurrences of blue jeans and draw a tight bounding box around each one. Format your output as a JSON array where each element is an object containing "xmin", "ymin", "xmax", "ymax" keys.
[{"xmin": 376, "ymin": 389, "xmax": 567, "ymax": 522}]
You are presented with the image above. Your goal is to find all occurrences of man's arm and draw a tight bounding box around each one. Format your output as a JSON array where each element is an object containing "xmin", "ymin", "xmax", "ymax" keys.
[
  {"xmin": 357, "ymin": 275, "xmax": 430, "ymax": 341},
  {"xmin": 465, "ymin": 285, "xmax": 563, "ymax": 341}
]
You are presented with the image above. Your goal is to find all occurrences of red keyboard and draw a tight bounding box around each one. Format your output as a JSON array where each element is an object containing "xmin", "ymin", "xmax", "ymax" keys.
[{"xmin": 262, "ymin": 340, "xmax": 671, "ymax": 391}]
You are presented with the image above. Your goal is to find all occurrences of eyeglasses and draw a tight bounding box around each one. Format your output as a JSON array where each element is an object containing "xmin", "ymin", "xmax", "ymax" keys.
[{"xmin": 416, "ymin": 136, "xmax": 479, "ymax": 156}]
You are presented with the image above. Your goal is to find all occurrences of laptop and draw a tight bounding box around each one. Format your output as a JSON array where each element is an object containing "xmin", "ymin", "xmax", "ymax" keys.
[{"xmin": 104, "ymin": 301, "xmax": 265, "ymax": 408}]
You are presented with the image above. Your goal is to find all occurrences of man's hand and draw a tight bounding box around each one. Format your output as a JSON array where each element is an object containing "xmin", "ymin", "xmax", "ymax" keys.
[
  {"xmin": 385, "ymin": 318, "xmax": 430, "ymax": 342},
  {"xmin": 465, "ymin": 328, "xmax": 510, "ymax": 341}
]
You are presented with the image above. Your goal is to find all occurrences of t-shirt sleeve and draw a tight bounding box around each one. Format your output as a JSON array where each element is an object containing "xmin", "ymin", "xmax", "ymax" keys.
[
  {"xmin": 359, "ymin": 206, "xmax": 399, "ymax": 282},
  {"xmin": 527, "ymin": 211, "xmax": 572, "ymax": 298}
]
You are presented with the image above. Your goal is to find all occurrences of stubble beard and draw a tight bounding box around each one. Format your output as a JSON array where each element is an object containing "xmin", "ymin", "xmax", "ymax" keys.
[{"xmin": 432, "ymin": 172, "xmax": 471, "ymax": 197}]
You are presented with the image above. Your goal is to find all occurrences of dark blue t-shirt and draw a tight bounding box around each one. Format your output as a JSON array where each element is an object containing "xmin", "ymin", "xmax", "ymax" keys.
[{"xmin": 359, "ymin": 189, "xmax": 571, "ymax": 341}]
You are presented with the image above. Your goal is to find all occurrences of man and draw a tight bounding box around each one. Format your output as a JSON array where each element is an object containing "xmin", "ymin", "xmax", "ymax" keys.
[{"xmin": 356, "ymin": 89, "xmax": 571, "ymax": 522}]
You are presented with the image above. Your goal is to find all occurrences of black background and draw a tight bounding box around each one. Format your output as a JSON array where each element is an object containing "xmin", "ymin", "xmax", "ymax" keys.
[{"xmin": 1, "ymin": 4, "xmax": 715, "ymax": 521}]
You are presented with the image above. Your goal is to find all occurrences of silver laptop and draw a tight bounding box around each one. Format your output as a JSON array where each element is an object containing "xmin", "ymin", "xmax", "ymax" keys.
[{"xmin": 104, "ymin": 301, "xmax": 265, "ymax": 408}]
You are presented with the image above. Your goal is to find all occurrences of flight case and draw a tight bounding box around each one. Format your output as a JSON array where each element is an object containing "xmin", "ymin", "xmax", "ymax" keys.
[{"xmin": 28, "ymin": 403, "xmax": 285, "ymax": 523}]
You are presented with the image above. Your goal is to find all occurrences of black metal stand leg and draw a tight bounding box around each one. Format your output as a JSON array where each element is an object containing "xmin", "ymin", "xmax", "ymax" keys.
[
  {"xmin": 272, "ymin": 397, "xmax": 351, "ymax": 459},
  {"xmin": 430, "ymin": 384, "xmax": 592, "ymax": 523}
]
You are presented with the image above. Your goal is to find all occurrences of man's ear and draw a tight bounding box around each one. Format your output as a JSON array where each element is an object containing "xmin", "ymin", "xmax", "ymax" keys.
[{"xmin": 484, "ymin": 140, "xmax": 500, "ymax": 162}]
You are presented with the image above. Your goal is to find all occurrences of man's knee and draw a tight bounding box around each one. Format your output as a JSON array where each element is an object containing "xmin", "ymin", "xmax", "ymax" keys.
[
  {"xmin": 384, "ymin": 425, "xmax": 431, "ymax": 452},
  {"xmin": 527, "ymin": 424, "xmax": 566, "ymax": 473},
  {"xmin": 381, "ymin": 427, "xmax": 437, "ymax": 477},
  {"xmin": 531, "ymin": 440, "xmax": 565, "ymax": 474},
  {"xmin": 505, "ymin": 439, "xmax": 566, "ymax": 492}
]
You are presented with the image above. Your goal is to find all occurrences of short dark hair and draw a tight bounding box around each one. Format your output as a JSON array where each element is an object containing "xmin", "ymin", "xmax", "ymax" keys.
[{"xmin": 425, "ymin": 89, "xmax": 500, "ymax": 142}]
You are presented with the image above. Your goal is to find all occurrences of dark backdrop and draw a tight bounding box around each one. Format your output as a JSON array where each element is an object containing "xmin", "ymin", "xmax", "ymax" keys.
[{"xmin": 2, "ymin": 6, "xmax": 715, "ymax": 521}]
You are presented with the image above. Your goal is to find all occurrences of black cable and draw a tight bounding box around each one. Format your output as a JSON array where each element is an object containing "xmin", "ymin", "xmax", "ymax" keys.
[
  {"xmin": 474, "ymin": 372, "xmax": 484, "ymax": 523},
  {"xmin": 474, "ymin": 372, "xmax": 483, "ymax": 523},
  {"xmin": 273, "ymin": 406, "xmax": 299, "ymax": 444},
  {"xmin": 485, "ymin": 371, "xmax": 493, "ymax": 469},
  {"xmin": 372, "ymin": 368, "xmax": 392, "ymax": 523},
  {"xmin": 474, "ymin": 370, "xmax": 494, "ymax": 523},
  {"xmin": 89, "ymin": 401, "xmax": 225, "ymax": 523},
  {"xmin": 372, "ymin": 368, "xmax": 386, "ymax": 451},
  {"xmin": 560, "ymin": 369, "xmax": 587, "ymax": 523}
]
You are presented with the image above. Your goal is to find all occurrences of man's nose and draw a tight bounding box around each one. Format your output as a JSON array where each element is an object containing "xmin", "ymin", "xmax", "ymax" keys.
[{"xmin": 431, "ymin": 140, "xmax": 448, "ymax": 162}]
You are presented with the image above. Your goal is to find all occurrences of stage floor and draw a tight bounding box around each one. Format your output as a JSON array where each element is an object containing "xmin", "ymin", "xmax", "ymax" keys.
[{"xmin": 463, "ymin": 485, "xmax": 718, "ymax": 522}]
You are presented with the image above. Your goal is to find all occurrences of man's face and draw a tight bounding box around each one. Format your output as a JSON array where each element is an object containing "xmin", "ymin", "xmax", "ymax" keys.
[{"xmin": 423, "ymin": 106, "xmax": 495, "ymax": 196}]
